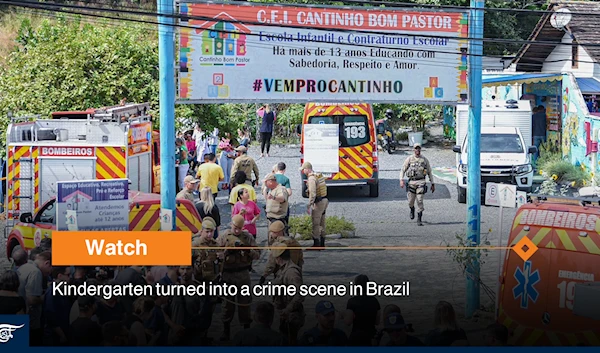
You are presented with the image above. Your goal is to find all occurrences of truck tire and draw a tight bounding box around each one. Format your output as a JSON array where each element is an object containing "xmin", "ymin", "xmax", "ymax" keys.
[
  {"xmin": 457, "ymin": 184, "xmax": 467, "ymax": 204},
  {"xmin": 369, "ymin": 181, "xmax": 379, "ymax": 197}
]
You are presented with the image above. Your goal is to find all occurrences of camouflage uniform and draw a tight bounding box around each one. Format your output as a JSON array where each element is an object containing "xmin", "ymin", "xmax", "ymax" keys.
[
  {"xmin": 271, "ymin": 246, "xmax": 305, "ymax": 345},
  {"xmin": 216, "ymin": 228, "xmax": 260, "ymax": 334},
  {"xmin": 263, "ymin": 236, "xmax": 304, "ymax": 279}
]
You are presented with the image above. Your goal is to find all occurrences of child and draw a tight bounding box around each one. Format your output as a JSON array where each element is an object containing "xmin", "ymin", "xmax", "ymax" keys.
[{"xmin": 232, "ymin": 188, "xmax": 260, "ymax": 238}]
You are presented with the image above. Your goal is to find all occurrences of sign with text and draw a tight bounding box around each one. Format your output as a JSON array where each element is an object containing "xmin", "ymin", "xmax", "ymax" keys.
[
  {"xmin": 485, "ymin": 182, "xmax": 516, "ymax": 208},
  {"xmin": 128, "ymin": 122, "xmax": 152, "ymax": 156},
  {"xmin": 56, "ymin": 179, "xmax": 129, "ymax": 231},
  {"xmin": 177, "ymin": 2, "xmax": 469, "ymax": 103},
  {"xmin": 303, "ymin": 124, "xmax": 339, "ymax": 173}
]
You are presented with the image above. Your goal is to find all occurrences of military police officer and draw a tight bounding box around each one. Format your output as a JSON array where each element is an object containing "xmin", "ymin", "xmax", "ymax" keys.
[
  {"xmin": 216, "ymin": 214, "xmax": 261, "ymax": 341},
  {"xmin": 300, "ymin": 161, "xmax": 329, "ymax": 248},
  {"xmin": 259, "ymin": 221, "xmax": 304, "ymax": 285},
  {"xmin": 400, "ymin": 143, "xmax": 435, "ymax": 226},
  {"xmin": 230, "ymin": 146, "xmax": 260, "ymax": 186},
  {"xmin": 192, "ymin": 217, "xmax": 222, "ymax": 282},
  {"xmin": 270, "ymin": 242, "xmax": 305, "ymax": 345}
]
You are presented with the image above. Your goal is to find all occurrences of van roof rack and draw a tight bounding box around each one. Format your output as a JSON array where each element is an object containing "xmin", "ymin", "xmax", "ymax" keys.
[{"xmin": 529, "ymin": 193, "xmax": 600, "ymax": 207}]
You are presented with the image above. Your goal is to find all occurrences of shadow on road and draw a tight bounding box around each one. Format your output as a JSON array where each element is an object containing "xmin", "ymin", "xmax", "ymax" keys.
[{"xmin": 321, "ymin": 179, "xmax": 453, "ymax": 202}]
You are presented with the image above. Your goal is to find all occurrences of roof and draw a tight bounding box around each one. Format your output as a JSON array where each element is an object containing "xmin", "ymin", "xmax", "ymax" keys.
[
  {"xmin": 195, "ymin": 12, "xmax": 251, "ymax": 34},
  {"xmin": 576, "ymin": 77, "xmax": 600, "ymax": 94},
  {"xmin": 482, "ymin": 73, "xmax": 563, "ymax": 87},
  {"xmin": 513, "ymin": 1, "xmax": 600, "ymax": 71}
]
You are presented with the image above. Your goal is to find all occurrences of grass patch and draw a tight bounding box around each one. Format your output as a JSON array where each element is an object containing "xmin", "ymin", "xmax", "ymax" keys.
[
  {"xmin": 538, "ymin": 155, "xmax": 590, "ymax": 187},
  {"xmin": 289, "ymin": 215, "xmax": 356, "ymax": 240}
]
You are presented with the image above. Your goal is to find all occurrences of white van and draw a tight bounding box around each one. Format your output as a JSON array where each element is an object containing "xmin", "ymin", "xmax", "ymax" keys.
[{"xmin": 452, "ymin": 100, "xmax": 537, "ymax": 203}]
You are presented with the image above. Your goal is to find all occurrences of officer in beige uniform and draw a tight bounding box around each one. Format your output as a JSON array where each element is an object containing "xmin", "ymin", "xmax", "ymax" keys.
[
  {"xmin": 400, "ymin": 143, "xmax": 435, "ymax": 226},
  {"xmin": 271, "ymin": 242, "xmax": 305, "ymax": 345},
  {"xmin": 191, "ymin": 216, "xmax": 221, "ymax": 341},
  {"xmin": 230, "ymin": 146, "xmax": 260, "ymax": 186},
  {"xmin": 259, "ymin": 221, "xmax": 304, "ymax": 285},
  {"xmin": 177, "ymin": 175, "xmax": 200, "ymax": 201},
  {"xmin": 264, "ymin": 173, "xmax": 289, "ymax": 235},
  {"xmin": 191, "ymin": 217, "xmax": 222, "ymax": 282},
  {"xmin": 300, "ymin": 161, "xmax": 329, "ymax": 248},
  {"xmin": 217, "ymin": 214, "xmax": 261, "ymax": 341}
]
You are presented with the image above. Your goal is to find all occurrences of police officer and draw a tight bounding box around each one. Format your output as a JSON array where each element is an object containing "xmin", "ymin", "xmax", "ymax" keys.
[
  {"xmin": 191, "ymin": 217, "xmax": 222, "ymax": 342},
  {"xmin": 216, "ymin": 214, "xmax": 261, "ymax": 341},
  {"xmin": 230, "ymin": 146, "xmax": 260, "ymax": 186},
  {"xmin": 191, "ymin": 216, "xmax": 221, "ymax": 282},
  {"xmin": 270, "ymin": 242, "xmax": 305, "ymax": 345},
  {"xmin": 399, "ymin": 143, "xmax": 435, "ymax": 226},
  {"xmin": 300, "ymin": 161, "xmax": 329, "ymax": 248},
  {"xmin": 264, "ymin": 173, "xmax": 289, "ymax": 235},
  {"xmin": 259, "ymin": 221, "xmax": 304, "ymax": 284}
]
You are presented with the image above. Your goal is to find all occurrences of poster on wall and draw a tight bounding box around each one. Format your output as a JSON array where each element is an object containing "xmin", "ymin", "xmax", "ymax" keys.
[{"xmin": 177, "ymin": 2, "xmax": 469, "ymax": 103}]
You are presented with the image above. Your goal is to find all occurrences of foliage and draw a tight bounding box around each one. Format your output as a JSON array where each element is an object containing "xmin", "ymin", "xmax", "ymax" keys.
[
  {"xmin": 538, "ymin": 158, "xmax": 590, "ymax": 188},
  {"xmin": 0, "ymin": 14, "xmax": 159, "ymax": 156},
  {"xmin": 398, "ymin": 105, "xmax": 441, "ymax": 132},
  {"xmin": 443, "ymin": 230, "xmax": 491, "ymax": 278},
  {"xmin": 289, "ymin": 215, "xmax": 356, "ymax": 240}
]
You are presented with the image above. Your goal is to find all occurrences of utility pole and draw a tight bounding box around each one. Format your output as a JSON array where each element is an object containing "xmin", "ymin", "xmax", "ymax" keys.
[
  {"xmin": 466, "ymin": 0, "xmax": 484, "ymax": 318},
  {"xmin": 157, "ymin": 0, "xmax": 176, "ymax": 230}
]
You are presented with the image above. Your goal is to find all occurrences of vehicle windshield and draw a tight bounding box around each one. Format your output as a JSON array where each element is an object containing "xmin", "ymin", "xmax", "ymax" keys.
[
  {"xmin": 308, "ymin": 115, "xmax": 370, "ymax": 147},
  {"xmin": 479, "ymin": 133, "xmax": 524, "ymax": 153}
]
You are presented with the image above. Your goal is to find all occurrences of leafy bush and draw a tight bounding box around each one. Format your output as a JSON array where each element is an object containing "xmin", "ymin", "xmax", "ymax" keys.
[
  {"xmin": 397, "ymin": 131, "xmax": 409, "ymax": 141},
  {"xmin": 538, "ymin": 158, "xmax": 590, "ymax": 187},
  {"xmin": 289, "ymin": 215, "xmax": 356, "ymax": 240}
]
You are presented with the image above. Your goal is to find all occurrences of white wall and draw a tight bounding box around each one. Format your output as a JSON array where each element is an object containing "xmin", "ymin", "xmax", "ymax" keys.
[{"xmin": 541, "ymin": 33, "xmax": 600, "ymax": 77}]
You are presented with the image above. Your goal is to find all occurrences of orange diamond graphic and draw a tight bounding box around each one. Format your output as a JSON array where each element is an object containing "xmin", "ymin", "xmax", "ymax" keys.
[{"xmin": 513, "ymin": 236, "xmax": 539, "ymax": 262}]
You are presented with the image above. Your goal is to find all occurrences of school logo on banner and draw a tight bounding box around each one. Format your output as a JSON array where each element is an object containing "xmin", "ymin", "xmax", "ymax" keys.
[{"xmin": 0, "ymin": 315, "xmax": 29, "ymax": 347}]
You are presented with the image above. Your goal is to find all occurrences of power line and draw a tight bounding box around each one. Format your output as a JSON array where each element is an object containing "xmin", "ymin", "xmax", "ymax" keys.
[
  {"xmin": 3, "ymin": 1, "xmax": 600, "ymax": 68},
  {"xmin": 6, "ymin": 0, "xmax": 600, "ymax": 50}
]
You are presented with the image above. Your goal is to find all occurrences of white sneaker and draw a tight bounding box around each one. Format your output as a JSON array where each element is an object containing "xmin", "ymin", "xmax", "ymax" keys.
[
  {"xmin": 260, "ymin": 153, "xmax": 264, "ymax": 158},
  {"xmin": 265, "ymin": 153, "xmax": 269, "ymax": 157}
]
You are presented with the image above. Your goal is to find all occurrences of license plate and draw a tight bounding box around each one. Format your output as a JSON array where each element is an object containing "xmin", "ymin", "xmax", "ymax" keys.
[{"xmin": 322, "ymin": 173, "xmax": 332, "ymax": 177}]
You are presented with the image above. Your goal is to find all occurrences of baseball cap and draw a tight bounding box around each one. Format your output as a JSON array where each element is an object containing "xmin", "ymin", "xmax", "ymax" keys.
[
  {"xmin": 235, "ymin": 146, "xmax": 247, "ymax": 152},
  {"xmin": 384, "ymin": 313, "xmax": 406, "ymax": 330},
  {"xmin": 201, "ymin": 217, "xmax": 216, "ymax": 230},
  {"xmin": 413, "ymin": 143, "xmax": 422, "ymax": 149},
  {"xmin": 299, "ymin": 161, "xmax": 313, "ymax": 171},
  {"xmin": 270, "ymin": 242, "xmax": 287, "ymax": 257},
  {"xmin": 184, "ymin": 175, "xmax": 200, "ymax": 184},
  {"xmin": 263, "ymin": 173, "xmax": 277, "ymax": 182},
  {"xmin": 315, "ymin": 300, "xmax": 335, "ymax": 315},
  {"xmin": 269, "ymin": 220, "xmax": 285, "ymax": 232},
  {"xmin": 231, "ymin": 214, "xmax": 245, "ymax": 228}
]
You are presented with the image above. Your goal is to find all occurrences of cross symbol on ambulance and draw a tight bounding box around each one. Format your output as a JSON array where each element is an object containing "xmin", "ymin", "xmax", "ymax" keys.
[{"xmin": 513, "ymin": 260, "xmax": 541, "ymax": 309}]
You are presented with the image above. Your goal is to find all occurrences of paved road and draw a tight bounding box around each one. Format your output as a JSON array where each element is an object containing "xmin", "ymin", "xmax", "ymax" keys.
[
  {"xmin": 0, "ymin": 141, "xmax": 520, "ymax": 344},
  {"xmin": 211, "ymin": 142, "xmax": 520, "ymax": 343}
]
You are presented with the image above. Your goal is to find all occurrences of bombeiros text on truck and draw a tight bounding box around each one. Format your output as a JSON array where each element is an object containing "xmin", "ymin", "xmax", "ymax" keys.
[{"xmin": 3, "ymin": 102, "xmax": 203, "ymax": 257}]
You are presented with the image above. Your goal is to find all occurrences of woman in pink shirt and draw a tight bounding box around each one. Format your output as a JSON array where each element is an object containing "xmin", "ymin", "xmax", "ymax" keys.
[{"xmin": 232, "ymin": 188, "xmax": 261, "ymax": 238}]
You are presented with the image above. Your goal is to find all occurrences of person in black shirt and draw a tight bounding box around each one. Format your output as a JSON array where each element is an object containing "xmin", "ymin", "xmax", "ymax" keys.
[
  {"xmin": 70, "ymin": 296, "xmax": 103, "ymax": 346},
  {"xmin": 299, "ymin": 300, "xmax": 348, "ymax": 346},
  {"xmin": 425, "ymin": 301, "xmax": 469, "ymax": 346},
  {"xmin": 343, "ymin": 274, "xmax": 381, "ymax": 346},
  {"xmin": 0, "ymin": 270, "xmax": 26, "ymax": 314},
  {"xmin": 383, "ymin": 313, "xmax": 423, "ymax": 346}
]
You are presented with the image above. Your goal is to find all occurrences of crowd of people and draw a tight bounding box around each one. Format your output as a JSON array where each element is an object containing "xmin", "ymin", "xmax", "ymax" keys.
[{"xmin": 0, "ymin": 109, "xmax": 511, "ymax": 347}]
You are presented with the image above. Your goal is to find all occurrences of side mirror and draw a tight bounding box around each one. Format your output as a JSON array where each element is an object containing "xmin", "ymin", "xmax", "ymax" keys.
[
  {"xmin": 452, "ymin": 145, "xmax": 461, "ymax": 153},
  {"xmin": 528, "ymin": 146, "xmax": 538, "ymax": 154},
  {"xmin": 295, "ymin": 124, "xmax": 302, "ymax": 135},
  {"xmin": 19, "ymin": 212, "xmax": 33, "ymax": 223}
]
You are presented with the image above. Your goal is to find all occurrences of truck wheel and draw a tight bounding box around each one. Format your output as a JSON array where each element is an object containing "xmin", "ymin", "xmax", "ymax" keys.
[
  {"xmin": 457, "ymin": 185, "xmax": 467, "ymax": 204},
  {"xmin": 369, "ymin": 181, "xmax": 379, "ymax": 197}
]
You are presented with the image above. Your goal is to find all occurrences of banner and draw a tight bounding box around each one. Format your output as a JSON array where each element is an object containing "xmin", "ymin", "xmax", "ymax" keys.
[
  {"xmin": 177, "ymin": 2, "xmax": 469, "ymax": 104},
  {"xmin": 56, "ymin": 179, "xmax": 129, "ymax": 231},
  {"xmin": 303, "ymin": 124, "xmax": 339, "ymax": 174}
]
